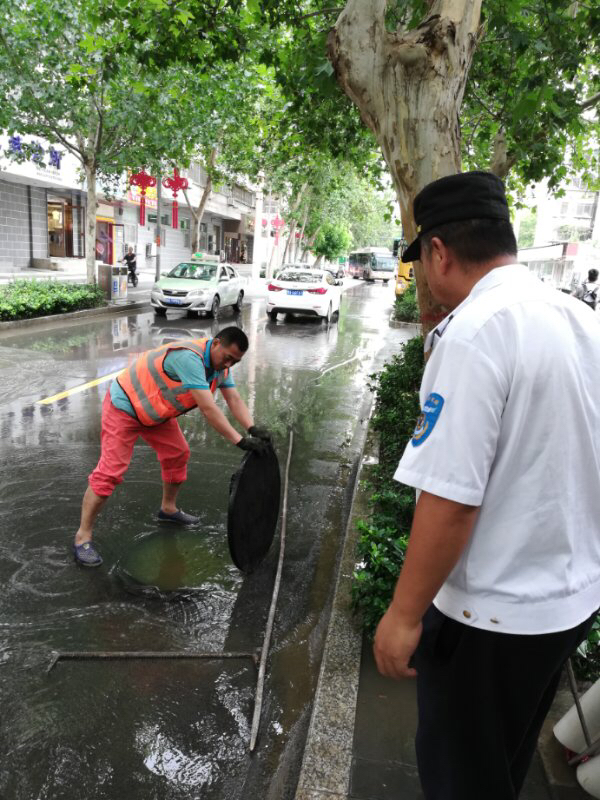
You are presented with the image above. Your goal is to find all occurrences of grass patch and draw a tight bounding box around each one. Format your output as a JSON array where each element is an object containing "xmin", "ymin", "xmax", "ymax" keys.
[{"xmin": 0, "ymin": 280, "xmax": 106, "ymax": 322}]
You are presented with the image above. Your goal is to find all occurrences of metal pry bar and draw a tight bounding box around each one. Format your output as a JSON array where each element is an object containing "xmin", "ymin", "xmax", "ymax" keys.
[{"xmin": 47, "ymin": 650, "xmax": 258, "ymax": 674}]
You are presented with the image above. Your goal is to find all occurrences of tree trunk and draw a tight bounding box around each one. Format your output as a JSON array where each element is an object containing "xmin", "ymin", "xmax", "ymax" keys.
[
  {"xmin": 183, "ymin": 148, "xmax": 218, "ymax": 253},
  {"xmin": 84, "ymin": 165, "xmax": 97, "ymax": 284},
  {"xmin": 301, "ymin": 226, "xmax": 321, "ymax": 262},
  {"xmin": 295, "ymin": 204, "xmax": 310, "ymax": 263},
  {"xmin": 329, "ymin": 0, "xmax": 483, "ymax": 333},
  {"xmin": 281, "ymin": 220, "xmax": 296, "ymax": 264}
]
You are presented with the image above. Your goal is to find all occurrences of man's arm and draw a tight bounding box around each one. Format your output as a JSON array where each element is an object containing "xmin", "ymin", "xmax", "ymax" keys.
[
  {"xmin": 220, "ymin": 387, "xmax": 254, "ymax": 431},
  {"xmin": 373, "ymin": 490, "xmax": 479, "ymax": 680},
  {"xmin": 190, "ymin": 388, "xmax": 243, "ymax": 444}
]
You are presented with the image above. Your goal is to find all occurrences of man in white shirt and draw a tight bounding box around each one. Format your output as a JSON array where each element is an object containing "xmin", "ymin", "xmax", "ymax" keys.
[{"xmin": 374, "ymin": 171, "xmax": 600, "ymax": 800}]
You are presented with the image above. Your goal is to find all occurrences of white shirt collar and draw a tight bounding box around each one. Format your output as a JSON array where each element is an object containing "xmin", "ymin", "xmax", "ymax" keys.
[{"xmin": 424, "ymin": 264, "xmax": 525, "ymax": 355}]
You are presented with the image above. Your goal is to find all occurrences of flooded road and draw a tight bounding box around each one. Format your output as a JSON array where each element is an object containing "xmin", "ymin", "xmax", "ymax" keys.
[{"xmin": 0, "ymin": 283, "xmax": 411, "ymax": 799}]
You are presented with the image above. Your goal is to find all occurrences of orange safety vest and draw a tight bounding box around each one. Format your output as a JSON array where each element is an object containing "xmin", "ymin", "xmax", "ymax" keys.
[{"xmin": 116, "ymin": 338, "xmax": 229, "ymax": 426}]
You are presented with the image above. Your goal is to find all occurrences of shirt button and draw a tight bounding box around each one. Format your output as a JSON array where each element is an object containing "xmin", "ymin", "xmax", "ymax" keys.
[{"xmin": 462, "ymin": 610, "xmax": 472, "ymax": 619}]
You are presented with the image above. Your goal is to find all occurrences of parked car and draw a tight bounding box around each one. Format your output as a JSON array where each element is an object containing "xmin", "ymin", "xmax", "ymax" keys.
[
  {"xmin": 151, "ymin": 255, "xmax": 245, "ymax": 318},
  {"xmin": 267, "ymin": 268, "xmax": 342, "ymax": 323},
  {"xmin": 322, "ymin": 262, "xmax": 345, "ymax": 280}
]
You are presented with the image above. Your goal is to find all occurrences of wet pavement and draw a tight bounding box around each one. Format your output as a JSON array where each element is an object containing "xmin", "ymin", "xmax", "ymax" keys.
[{"xmin": 0, "ymin": 283, "xmax": 411, "ymax": 799}]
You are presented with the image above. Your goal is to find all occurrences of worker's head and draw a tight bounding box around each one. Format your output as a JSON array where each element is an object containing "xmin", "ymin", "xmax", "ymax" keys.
[
  {"xmin": 402, "ymin": 172, "xmax": 517, "ymax": 308},
  {"xmin": 128, "ymin": 246, "xmax": 134, "ymax": 254},
  {"xmin": 211, "ymin": 326, "xmax": 249, "ymax": 370},
  {"xmin": 588, "ymin": 269, "xmax": 599, "ymax": 283}
]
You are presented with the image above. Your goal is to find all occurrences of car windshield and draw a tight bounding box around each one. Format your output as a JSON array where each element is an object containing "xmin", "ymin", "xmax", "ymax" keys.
[
  {"xmin": 278, "ymin": 271, "xmax": 322, "ymax": 283},
  {"xmin": 168, "ymin": 263, "xmax": 217, "ymax": 280}
]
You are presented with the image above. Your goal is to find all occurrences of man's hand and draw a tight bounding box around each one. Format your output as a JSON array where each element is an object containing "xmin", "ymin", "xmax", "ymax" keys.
[
  {"xmin": 373, "ymin": 605, "xmax": 422, "ymax": 680},
  {"xmin": 236, "ymin": 436, "xmax": 269, "ymax": 454},
  {"xmin": 248, "ymin": 425, "xmax": 273, "ymax": 444}
]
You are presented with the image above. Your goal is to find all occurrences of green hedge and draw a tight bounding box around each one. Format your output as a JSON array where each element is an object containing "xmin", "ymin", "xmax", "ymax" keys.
[
  {"xmin": 0, "ymin": 280, "xmax": 106, "ymax": 322},
  {"xmin": 352, "ymin": 334, "xmax": 600, "ymax": 684},
  {"xmin": 394, "ymin": 282, "xmax": 420, "ymax": 323},
  {"xmin": 352, "ymin": 335, "xmax": 423, "ymax": 636}
]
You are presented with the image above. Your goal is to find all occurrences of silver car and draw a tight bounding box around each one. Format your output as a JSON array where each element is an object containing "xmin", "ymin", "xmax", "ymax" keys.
[{"xmin": 151, "ymin": 258, "xmax": 245, "ymax": 318}]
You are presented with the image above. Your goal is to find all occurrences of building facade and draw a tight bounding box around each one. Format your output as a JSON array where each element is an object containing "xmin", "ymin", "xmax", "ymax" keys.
[{"xmin": 0, "ymin": 136, "xmax": 257, "ymax": 273}]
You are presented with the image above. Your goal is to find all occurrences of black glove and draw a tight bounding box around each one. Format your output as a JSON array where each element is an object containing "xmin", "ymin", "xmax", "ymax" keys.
[
  {"xmin": 236, "ymin": 436, "xmax": 269, "ymax": 454},
  {"xmin": 248, "ymin": 425, "xmax": 273, "ymax": 444}
]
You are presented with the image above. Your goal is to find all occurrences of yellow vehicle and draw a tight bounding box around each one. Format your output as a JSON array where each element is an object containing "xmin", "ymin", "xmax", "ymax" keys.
[{"xmin": 392, "ymin": 237, "xmax": 414, "ymax": 296}]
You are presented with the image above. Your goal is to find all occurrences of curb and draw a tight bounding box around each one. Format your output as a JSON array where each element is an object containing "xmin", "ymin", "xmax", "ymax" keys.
[
  {"xmin": 295, "ymin": 423, "xmax": 378, "ymax": 800},
  {"xmin": 0, "ymin": 301, "xmax": 151, "ymax": 333},
  {"xmin": 389, "ymin": 314, "xmax": 422, "ymax": 331}
]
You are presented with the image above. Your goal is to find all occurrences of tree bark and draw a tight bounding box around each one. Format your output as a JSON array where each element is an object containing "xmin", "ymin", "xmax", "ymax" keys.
[
  {"xmin": 84, "ymin": 164, "xmax": 97, "ymax": 284},
  {"xmin": 182, "ymin": 147, "xmax": 218, "ymax": 253},
  {"xmin": 329, "ymin": 0, "xmax": 483, "ymax": 332},
  {"xmin": 295, "ymin": 204, "xmax": 310, "ymax": 263}
]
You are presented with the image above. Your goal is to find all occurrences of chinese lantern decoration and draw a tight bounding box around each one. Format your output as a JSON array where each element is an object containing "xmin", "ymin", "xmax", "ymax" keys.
[
  {"xmin": 272, "ymin": 215, "xmax": 285, "ymax": 245},
  {"xmin": 130, "ymin": 170, "xmax": 156, "ymax": 226},
  {"xmin": 162, "ymin": 168, "xmax": 189, "ymax": 229}
]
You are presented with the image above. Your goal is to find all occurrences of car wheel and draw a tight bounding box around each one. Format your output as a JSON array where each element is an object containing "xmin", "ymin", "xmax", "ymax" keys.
[
  {"xmin": 233, "ymin": 291, "xmax": 244, "ymax": 312},
  {"xmin": 209, "ymin": 295, "xmax": 220, "ymax": 319},
  {"xmin": 268, "ymin": 310, "xmax": 278, "ymax": 321},
  {"xmin": 154, "ymin": 307, "xmax": 167, "ymax": 317},
  {"xmin": 322, "ymin": 303, "xmax": 332, "ymax": 324}
]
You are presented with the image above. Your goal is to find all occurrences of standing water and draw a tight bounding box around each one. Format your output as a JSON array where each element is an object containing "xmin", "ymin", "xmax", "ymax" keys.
[{"xmin": 0, "ymin": 285, "xmax": 411, "ymax": 799}]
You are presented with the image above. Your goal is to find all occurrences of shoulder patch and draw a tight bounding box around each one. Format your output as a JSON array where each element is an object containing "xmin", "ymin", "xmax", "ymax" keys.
[{"xmin": 411, "ymin": 392, "xmax": 445, "ymax": 447}]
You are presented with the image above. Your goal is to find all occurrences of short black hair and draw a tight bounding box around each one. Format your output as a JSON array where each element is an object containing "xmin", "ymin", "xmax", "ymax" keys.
[
  {"xmin": 588, "ymin": 269, "xmax": 599, "ymax": 282},
  {"xmin": 215, "ymin": 326, "xmax": 249, "ymax": 352},
  {"xmin": 421, "ymin": 218, "xmax": 517, "ymax": 267}
]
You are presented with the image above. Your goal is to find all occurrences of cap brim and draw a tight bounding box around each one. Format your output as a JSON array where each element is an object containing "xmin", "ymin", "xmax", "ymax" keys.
[{"xmin": 402, "ymin": 237, "xmax": 420, "ymax": 263}]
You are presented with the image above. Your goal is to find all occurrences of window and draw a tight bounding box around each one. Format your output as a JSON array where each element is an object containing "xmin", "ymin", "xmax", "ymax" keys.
[
  {"xmin": 180, "ymin": 218, "xmax": 190, "ymax": 230},
  {"xmin": 227, "ymin": 267, "xmax": 236, "ymax": 279},
  {"xmin": 124, "ymin": 223, "xmax": 137, "ymax": 246}
]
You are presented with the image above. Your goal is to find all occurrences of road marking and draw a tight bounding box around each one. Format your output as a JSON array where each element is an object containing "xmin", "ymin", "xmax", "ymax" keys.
[{"xmin": 37, "ymin": 370, "xmax": 123, "ymax": 405}]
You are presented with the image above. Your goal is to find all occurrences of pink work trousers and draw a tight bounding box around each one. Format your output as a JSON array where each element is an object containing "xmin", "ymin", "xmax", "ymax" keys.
[{"xmin": 89, "ymin": 392, "xmax": 190, "ymax": 497}]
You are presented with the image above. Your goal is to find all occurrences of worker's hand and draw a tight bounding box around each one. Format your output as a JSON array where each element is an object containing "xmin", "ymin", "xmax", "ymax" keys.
[
  {"xmin": 373, "ymin": 605, "xmax": 422, "ymax": 681},
  {"xmin": 248, "ymin": 425, "xmax": 273, "ymax": 445},
  {"xmin": 236, "ymin": 436, "xmax": 269, "ymax": 454}
]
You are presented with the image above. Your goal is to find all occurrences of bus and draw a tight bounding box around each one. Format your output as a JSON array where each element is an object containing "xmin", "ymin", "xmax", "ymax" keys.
[
  {"xmin": 347, "ymin": 247, "xmax": 397, "ymax": 283},
  {"xmin": 392, "ymin": 237, "xmax": 414, "ymax": 296}
]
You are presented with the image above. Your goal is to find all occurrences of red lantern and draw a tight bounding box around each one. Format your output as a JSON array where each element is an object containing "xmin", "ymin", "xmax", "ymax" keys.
[
  {"xmin": 130, "ymin": 170, "xmax": 156, "ymax": 226},
  {"xmin": 162, "ymin": 168, "xmax": 189, "ymax": 229}
]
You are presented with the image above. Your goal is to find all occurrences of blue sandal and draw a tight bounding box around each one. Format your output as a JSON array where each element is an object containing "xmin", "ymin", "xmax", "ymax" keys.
[
  {"xmin": 73, "ymin": 542, "xmax": 103, "ymax": 567},
  {"xmin": 157, "ymin": 509, "xmax": 200, "ymax": 525}
]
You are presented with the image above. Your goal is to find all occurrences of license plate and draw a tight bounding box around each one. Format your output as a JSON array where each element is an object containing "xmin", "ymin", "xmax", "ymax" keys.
[
  {"xmin": 165, "ymin": 297, "xmax": 183, "ymax": 305},
  {"xmin": 287, "ymin": 289, "xmax": 303, "ymax": 296}
]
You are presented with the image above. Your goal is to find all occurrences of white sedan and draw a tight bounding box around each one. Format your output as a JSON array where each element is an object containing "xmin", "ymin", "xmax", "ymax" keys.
[
  {"xmin": 267, "ymin": 268, "xmax": 342, "ymax": 323},
  {"xmin": 151, "ymin": 257, "xmax": 245, "ymax": 318}
]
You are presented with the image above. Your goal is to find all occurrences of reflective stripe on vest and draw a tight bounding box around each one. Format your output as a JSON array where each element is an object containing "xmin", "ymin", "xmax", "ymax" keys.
[{"xmin": 116, "ymin": 338, "xmax": 229, "ymax": 426}]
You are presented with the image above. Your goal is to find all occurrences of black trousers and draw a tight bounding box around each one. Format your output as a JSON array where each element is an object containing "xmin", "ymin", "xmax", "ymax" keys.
[{"xmin": 414, "ymin": 604, "xmax": 597, "ymax": 800}]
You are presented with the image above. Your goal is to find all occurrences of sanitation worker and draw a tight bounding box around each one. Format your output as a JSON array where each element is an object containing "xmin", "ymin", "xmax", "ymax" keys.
[
  {"xmin": 73, "ymin": 326, "xmax": 271, "ymax": 567},
  {"xmin": 373, "ymin": 171, "xmax": 600, "ymax": 800}
]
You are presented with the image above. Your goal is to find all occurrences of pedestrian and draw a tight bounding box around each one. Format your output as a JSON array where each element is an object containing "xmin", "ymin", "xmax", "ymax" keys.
[
  {"xmin": 571, "ymin": 267, "xmax": 600, "ymax": 310},
  {"xmin": 73, "ymin": 326, "xmax": 272, "ymax": 567},
  {"xmin": 122, "ymin": 245, "xmax": 138, "ymax": 286},
  {"xmin": 373, "ymin": 171, "xmax": 600, "ymax": 800}
]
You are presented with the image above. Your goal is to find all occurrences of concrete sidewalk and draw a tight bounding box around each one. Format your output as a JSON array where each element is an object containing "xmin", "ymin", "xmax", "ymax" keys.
[{"xmin": 296, "ymin": 432, "xmax": 591, "ymax": 800}]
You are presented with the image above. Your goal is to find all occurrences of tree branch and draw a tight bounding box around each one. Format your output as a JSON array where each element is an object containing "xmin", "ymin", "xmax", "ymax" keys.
[
  {"xmin": 299, "ymin": 7, "xmax": 344, "ymax": 21},
  {"xmin": 580, "ymin": 91, "xmax": 600, "ymax": 111}
]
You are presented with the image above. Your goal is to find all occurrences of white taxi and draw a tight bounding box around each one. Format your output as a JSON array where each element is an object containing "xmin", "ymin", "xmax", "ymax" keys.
[
  {"xmin": 267, "ymin": 268, "xmax": 342, "ymax": 323},
  {"xmin": 151, "ymin": 253, "xmax": 245, "ymax": 318}
]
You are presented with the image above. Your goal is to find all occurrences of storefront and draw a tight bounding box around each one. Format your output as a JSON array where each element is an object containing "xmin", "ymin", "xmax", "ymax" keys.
[{"xmin": 47, "ymin": 193, "xmax": 85, "ymax": 258}]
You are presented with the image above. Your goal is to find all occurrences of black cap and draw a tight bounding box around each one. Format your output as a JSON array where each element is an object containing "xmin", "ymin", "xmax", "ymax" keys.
[{"xmin": 402, "ymin": 171, "xmax": 510, "ymax": 262}]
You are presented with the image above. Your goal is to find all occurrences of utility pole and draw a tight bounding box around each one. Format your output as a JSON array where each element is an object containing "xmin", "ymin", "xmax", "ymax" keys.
[{"xmin": 155, "ymin": 177, "xmax": 162, "ymax": 282}]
